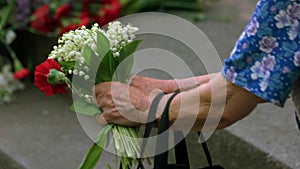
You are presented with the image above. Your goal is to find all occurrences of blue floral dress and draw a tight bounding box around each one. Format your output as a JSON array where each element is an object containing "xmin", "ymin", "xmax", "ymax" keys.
[{"xmin": 222, "ymin": 0, "xmax": 300, "ymax": 107}]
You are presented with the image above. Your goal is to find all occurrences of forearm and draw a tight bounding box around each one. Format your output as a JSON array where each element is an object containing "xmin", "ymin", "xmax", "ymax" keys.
[
  {"xmin": 156, "ymin": 74, "xmax": 263, "ymax": 131},
  {"xmin": 155, "ymin": 84, "xmax": 229, "ymax": 131}
]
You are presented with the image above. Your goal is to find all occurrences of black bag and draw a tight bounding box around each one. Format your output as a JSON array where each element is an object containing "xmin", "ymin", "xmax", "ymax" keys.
[{"xmin": 136, "ymin": 92, "xmax": 225, "ymax": 169}]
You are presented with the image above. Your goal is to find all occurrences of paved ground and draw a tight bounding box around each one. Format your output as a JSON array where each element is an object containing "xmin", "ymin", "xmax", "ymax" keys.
[{"xmin": 0, "ymin": 0, "xmax": 299, "ymax": 169}]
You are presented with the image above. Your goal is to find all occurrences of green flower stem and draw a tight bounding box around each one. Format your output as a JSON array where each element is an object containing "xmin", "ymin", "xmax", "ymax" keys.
[
  {"xmin": 64, "ymin": 78, "xmax": 86, "ymax": 99},
  {"xmin": 65, "ymin": 78, "xmax": 83, "ymax": 97},
  {"xmin": 2, "ymin": 42, "xmax": 17, "ymax": 60},
  {"xmin": 0, "ymin": 0, "xmax": 15, "ymax": 32},
  {"xmin": 106, "ymin": 164, "xmax": 112, "ymax": 169},
  {"xmin": 112, "ymin": 125, "xmax": 142, "ymax": 169},
  {"xmin": 2, "ymin": 42, "xmax": 25, "ymax": 71}
]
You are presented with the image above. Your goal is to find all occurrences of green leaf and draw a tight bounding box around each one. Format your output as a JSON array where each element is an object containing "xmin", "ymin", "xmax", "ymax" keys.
[
  {"xmin": 0, "ymin": 0, "xmax": 14, "ymax": 31},
  {"xmin": 82, "ymin": 45, "xmax": 93, "ymax": 66},
  {"xmin": 116, "ymin": 40, "xmax": 142, "ymax": 82},
  {"xmin": 79, "ymin": 125, "xmax": 112, "ymax": 169},
  {"xmin": 59, "ymin": 61, "xmax": 76, "ymax": 71},
  {"xmin": 81, "ymin": 45, "xmax": 103, "ymax": 79},
  {"xmin": 95, "ymin": 51, "xmax": 116, "ymax": 83},
  {"xmin": 115, "ymin": 54, "xmax": 134, "ymax": 83},
  {"xmin": 119, "ymin": 40, "xmax": 143, "ymax": 63},
  {"xmin": 97, "ymin": 31, "xmax": 110, "ymax": 60},
  {"xmin": 70, "ymin": 99, "xmax": 101, "ymax": 116},
  {"xmin": 94, "ymin": 31, "xmax": 114, "ymax": 83}
]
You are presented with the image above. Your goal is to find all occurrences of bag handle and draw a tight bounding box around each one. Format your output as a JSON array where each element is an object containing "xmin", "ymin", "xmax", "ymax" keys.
[
  {"xmin": 137, "ymin": 92, "xmax": 165, "ymax": 169},
  {"xmin": 137, "ymin": 91, "xmax": 224, "ymax": 169},
  {"xmin": 154, "ymin": 91, "xmax": 224, "ymax": 169},
  {"xmin": 295, "ymin": 111, "xmax": 300, "ymax": 131},
  {"xmin": 154, "ymin": 91, "xmax": 187, "ymax": 169},
  {"xmin": 174, "ymin": 131, "xmax": 190, "ymax": 168},
  {"xmin": 198, "ymin": 132, "xmax": 213, "ymax": 167}
]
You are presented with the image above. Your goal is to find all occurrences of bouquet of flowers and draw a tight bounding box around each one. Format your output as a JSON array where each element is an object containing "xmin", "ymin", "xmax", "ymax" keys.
[{"xmin": 34, "ymin": 21, "xmax": 143, "ymax": 169}]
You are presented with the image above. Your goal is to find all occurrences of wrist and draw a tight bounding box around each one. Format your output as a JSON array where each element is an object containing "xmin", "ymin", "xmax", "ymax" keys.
[{"xmin": 154, "ymin": 92, "xmax": 180, "ymax": 126}]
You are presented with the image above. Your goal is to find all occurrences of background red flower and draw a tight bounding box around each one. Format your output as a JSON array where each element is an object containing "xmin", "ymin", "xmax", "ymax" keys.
[
  {"xmin": 14, "ymin": 68, "xmax": 30, "ymax": 80},
  {"xmin": 30, "ymin": 5, "xmax": 56, "ymax": 33},
  {"xmin": 54, "ymin": 4, "xmax": 72, "ymax": 26},
  {"xmin": 94, "ymin": 0, "xmax": 121, "ymax": 26}
]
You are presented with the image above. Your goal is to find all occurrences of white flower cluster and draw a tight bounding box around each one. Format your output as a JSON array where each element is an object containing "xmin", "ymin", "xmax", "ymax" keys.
[
  {"xmin": 0, "ymin": 64, "xmax": 24, "ymax": 104},
  {"xmin": 48, "ymin": 21, "xmax": 139, "ymax": 81},
  {"xmin": 105, "ymin": 21, "xmax": 139, "ymax": 57},
  {"xmin": 48, "ymin": 26, "xmax": 99, "ymax": 81}
]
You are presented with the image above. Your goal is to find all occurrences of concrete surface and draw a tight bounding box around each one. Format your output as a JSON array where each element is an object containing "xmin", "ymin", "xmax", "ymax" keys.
[{"xmin": 0, "ymin": 0, "xmax": 299, "ymax": 169}]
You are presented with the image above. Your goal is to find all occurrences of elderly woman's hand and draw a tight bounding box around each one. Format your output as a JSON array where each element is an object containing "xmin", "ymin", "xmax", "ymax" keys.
[
  {"xmin": 94, "ymin": 73, "xmax": 266, "ymax": 130},
  {"xmin": 93, "ymin": 81, "xmax": 152, "ymax": 126},
  {"xmin": 93, "ymin": 75, "xmax": 208, "ymax": 126},
  {"xmin": 129, "ymin": 75, "xmax": 175, "ymax": 94}
]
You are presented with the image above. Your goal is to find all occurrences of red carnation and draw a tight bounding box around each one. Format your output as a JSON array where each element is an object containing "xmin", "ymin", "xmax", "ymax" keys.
[
  {"xmin": 54, "ymin": 4, "xmax": 72, "ymax": 25},
  {"xmin": 30, "ymin": 5, "xmax": 56, "ymax": 33},
  {"xmin": 14, "ymin": 68, "xmax": 30, "ymax": 80},
  {"xmin": 34, "ymin": 59, "xmax": 68, "ymax": 96}
]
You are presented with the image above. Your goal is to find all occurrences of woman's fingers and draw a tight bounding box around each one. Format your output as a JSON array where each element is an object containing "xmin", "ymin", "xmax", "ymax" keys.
[
  {"xmin": 129, "ymin": 75, "xmax": 171, "ymax": 93},
  {"xmin": 96, "ymin": 110, "xmax": 121, "ymax": 124},
  {"xmin": 97, "ymin": 111, "xmax": 142, "ymax": 126},
  {"xmin": 96, "ymin": 114, "xmax": 108, "ymax": 126}
]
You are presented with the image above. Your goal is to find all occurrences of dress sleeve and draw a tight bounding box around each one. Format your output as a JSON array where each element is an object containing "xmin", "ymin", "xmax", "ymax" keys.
[{"xmin": 222, "ymin": 0, "xmax": 300, "ymax": 107}]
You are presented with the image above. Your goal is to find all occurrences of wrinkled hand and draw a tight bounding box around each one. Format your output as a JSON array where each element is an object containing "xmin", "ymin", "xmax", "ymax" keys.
[
  {"xmin": 129, "ymin": 75, "xmax": 176, "ymax": 94},
  {"xmin": 93, "ymin": 73, "xmax": 266, "ymax": 130},
  {"xmin": 93, "ymin": 81, "xmax": 153, "ymax": 126}
]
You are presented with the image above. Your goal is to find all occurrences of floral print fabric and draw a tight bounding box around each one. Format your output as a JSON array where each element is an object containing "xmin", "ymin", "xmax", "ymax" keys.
[{"xmin": 222, "ymin": 0, "xmax": 300, "ymax": 106}]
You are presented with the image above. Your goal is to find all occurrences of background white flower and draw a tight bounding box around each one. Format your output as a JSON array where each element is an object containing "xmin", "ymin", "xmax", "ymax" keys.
[
  {"xmin": 5, "ymin": 30, "xmax": 16, "ymax": 45},
  {"xmin": 0, "ymin": 64, "xmax": 24, "ymax": 104}
]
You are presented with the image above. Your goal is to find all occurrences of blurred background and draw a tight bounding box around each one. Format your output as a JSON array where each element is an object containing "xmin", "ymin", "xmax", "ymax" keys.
[{"xmin": 0, "ymin": 0, "xmax": 299, "ymax": 169}]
